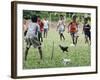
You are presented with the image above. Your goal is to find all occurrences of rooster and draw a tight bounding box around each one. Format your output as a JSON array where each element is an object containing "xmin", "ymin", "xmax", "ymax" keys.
[{"xmin": 59, "ymin": 45, "xmax": 68, "ymax": 52}]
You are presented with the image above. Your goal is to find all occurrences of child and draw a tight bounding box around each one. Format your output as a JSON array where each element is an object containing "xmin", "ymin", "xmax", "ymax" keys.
[
  {"xmin": 43, "ymin": 17, "xmax": 49, "ymax": 38},
  {"xmin": 83, "ymin": 17, "xmax": 91, "ymax": 44},
  {"xmin": 23, "ymin": 18, "xmax": 29, "ymax": 36},
  {"xmin": 57, "ymin": 15, "xmax": 65, "ymax": 41},
  {"xmin": 25, "ymin": 15, "xmax": 43, "ymax": 61},
  {"xmin": 68, "ymin": 15, "xmax": 79, "ymax": 46},
  {"xmin": 37, "ymin": 16, "xmax": 44, "ymax": 42}
]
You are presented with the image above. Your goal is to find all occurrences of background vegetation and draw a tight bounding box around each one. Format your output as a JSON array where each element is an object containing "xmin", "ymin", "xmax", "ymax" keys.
[{"xmin": 23, "ymin": 10, "xmax": 91, "ymax": 69}]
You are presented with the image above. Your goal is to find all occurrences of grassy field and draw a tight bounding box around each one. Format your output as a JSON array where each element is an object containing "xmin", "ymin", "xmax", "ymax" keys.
[{"xmin": 23, "ymin": 24, "xmax": 91, "ymax": 69}]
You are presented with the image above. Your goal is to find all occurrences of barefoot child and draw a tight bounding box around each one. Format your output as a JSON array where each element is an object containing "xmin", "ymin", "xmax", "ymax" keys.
[
  {"xmin": 83, "ymin": 17, "xmax": 91, "ymax": 44},
  {"xmin": 25, "ymin": 15, "xmax": 43, "ymax": 60},
  {"xmin": 57, "ymin": 15, "xmax": 65, "ymax": 41},
  {"xmin": 37, "ymin": 16, "xmax": 44, "ymax": 42},
  {"xmin": 43, "ymin": 17, "xmax": 49, "ymax": 38},
  {"xmin": 68, "ymin": 15, "xmax": 79, "ymax": 46}
]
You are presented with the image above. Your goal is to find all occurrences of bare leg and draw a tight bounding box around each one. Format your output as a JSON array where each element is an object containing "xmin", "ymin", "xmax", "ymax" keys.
[
  {"xmin": 71, "ymin": 33, "xmax": 75, "ymax": 44},
  {"xmin": 46, "ymin": 31, "xmax": 47, "ymax": 38},
  {"xmin": 75, "ymin": 35, "xmax": 79, "ymax": 45},
  {"xmin": 25, "ymin": 47, "xmax": 30, "ymax": 61},
  {"xmin": 38, "ymin": 32, "xmax": 41, "ymax": 42},
  {"xmin": 60, "ymin": 33, "xmax": 62, "ymax": 40},
  {"xmin": 61, "ymin": 33, "xmax": 65, "ymax": 40},
  {"xmin": 38, "ymin": 47, "xmax": 43, "ymax": 59},
  {"xmin": 41, "ymin": 32, "xmax": 43, "ymax": 42},
  {"xmin": 88, "ymin": 32, "xmax": 91, "ymax": 45},
  {"xmin": 85, "ymin": 35, "xmax": 88, "ymax": 43},
  {"xmin": 25, "ymin": 38, "xmax": 31, "ymax": 61}
]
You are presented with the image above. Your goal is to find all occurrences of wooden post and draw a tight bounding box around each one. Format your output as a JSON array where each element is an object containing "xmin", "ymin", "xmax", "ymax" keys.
[{"xmin": 51, "ymin": 41, "xmax": 54, "ymax": 60}]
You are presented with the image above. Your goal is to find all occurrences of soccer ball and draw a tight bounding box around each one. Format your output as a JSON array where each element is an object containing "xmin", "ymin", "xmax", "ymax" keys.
[
  {"xmin": 70, "ymin": 44, "xmax": 75, "ymax": 47},
  {"xmin": 63, "ymin": 58, "xmax": 71, "ymax": 65}
]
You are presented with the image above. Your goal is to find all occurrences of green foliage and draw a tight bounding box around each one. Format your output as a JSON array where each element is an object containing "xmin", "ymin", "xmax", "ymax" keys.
[{"xmin": 23, "ymin": 10, "xmax": 91, "ymax": 22}]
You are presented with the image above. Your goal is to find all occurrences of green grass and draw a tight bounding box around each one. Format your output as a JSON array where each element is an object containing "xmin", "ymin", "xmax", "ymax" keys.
[{"xmin": 23, "ymin": 27, "xmax": 91, "ymax": 69}]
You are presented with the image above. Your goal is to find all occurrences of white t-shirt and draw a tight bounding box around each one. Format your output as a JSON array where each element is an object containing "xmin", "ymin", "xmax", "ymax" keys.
[
  {"xmin": 57, "ymin": 20, "xmax": 65, "ymax": 31},
  {"xmin": 26, "ymin": 22, "xmax": 40, "ymax": 38},
  {"xmin": 43, "ymin": 20, "xmax": 49, "ymax": 29}
]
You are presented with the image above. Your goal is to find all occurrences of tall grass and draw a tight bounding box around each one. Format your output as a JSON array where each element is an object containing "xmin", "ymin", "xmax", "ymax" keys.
[{"xmin": 23, "ymin": 27, "xmax": 90, "ymax": 69}]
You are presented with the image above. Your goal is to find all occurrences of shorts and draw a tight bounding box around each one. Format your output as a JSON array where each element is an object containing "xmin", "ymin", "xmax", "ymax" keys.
[
  {"xmin": 59, "ymin": 29, "xmax": 64, "ymax": 34},
  {"xmin": 25, "ymin": 36, "xmax": 41, "ymax": 48},
  {"xmin": 84, "ymin": 31, "xmax": 91, "ymax": 38},
  {"xmin": 44, "ymin": 28, "xmax": 48, "ymax": 33},
  {"xmin": 70, "ymin": 32, "xmax": 78, "ymax": 37}
]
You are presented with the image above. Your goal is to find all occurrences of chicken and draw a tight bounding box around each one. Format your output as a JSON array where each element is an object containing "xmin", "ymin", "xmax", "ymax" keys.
[{"xmin": 59, "ymin": 45, "xmax": 68, "ymax": 52}]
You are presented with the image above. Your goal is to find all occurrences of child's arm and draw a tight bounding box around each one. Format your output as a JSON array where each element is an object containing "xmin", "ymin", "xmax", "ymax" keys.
[
  {"xmin": 35, "ymin": 26, "xmax": 38, "ymax": 35},
  {"xmin": 88, "ymin": 24, "xmax": 91, "ymax": 30},
  {"xmin": 48, "ymin": 21, "xmax": 49, "ymax": 30},
  {"xmin": 82, "ymin": 24, "xmax": 84, "ymax": 34},
  {"xmin": 64, "ymin": 25, "xmax": 65, "ymax": 31},
  {"xmin": 76, "ymin": 23, "xmax": 79, "ymax": 32},
  {"xmin": 67, "ymin": 23, "xmax": 71, "ymax": 33},
  {"xmin": 63, "ymin": 21, "xmax": 66, "ymax": 31},
  {"xmin": 41, "ymin": 22, "xmax": 44, "ymax": 31},
  {"xmin": 57, "ymin": 21, "xmax": 60, "ymax": 31}
]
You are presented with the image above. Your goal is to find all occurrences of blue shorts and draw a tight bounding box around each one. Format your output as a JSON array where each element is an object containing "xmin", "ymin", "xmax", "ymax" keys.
[
  {"xmin": 59, "ymin": 29, "xmax": 64, "ymax": 34},
  {"xmin": 44, "ymin": 28, "xmax": 48, "ymax": 33},
  {"xmin": 84, "ymin": 31, "xmax": 91, "ymax": 38}
]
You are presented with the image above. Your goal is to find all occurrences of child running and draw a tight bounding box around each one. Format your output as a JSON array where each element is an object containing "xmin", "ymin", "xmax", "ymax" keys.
[
  {"xmin": 57, "ymin": 15, "xmax": 65, "ymax": 41},
  {"xmin": 43, "ymin": 17, "xmax": 49, "ymax": 38},
  {"xmin": 37, "ymin": 16, "xmax": 44, "ymax": 42},
  {"xmin": 25, "ymin": 15, "xmax": 43, "ymax": 61},
  {"xmin": 83, "ymin": 17, "xmax": 91, "ymax": 44},
  {"xmin": 68, "ymin": 15, "xmax": 79, "ymax": 46},
  {"xmin": 23, "ymin": 18, "xmax": 29, "ymax": 36}
]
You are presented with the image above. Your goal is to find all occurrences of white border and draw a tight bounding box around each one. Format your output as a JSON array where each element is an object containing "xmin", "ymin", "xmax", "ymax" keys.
[{"xmin": 17, "ymin": 3, "xmax": 96, "ymax": 76}]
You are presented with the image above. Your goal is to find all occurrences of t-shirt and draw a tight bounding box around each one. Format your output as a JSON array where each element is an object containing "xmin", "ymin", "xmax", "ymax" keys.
[
  {"xmin": 26, "ymin": 22, "xmax": 40, "ymax": 38},
  {"xmin": 43, "ymin": 20, "xmax": 49, "ymax": 29},
  {"xmin": 57, "ymin": 20, "xmax": 65, "ymax": 31},
  {"xmin": 83, "ymin": 24, "xmax": 91, "ymax": 32},
  {"xmin": 69, "ymin": 22, "xmax": 78, "ymax": 32},
  {"xmin": 23, "ymin": 20, "xmax": 29, "ymax": 32},
  {"xmin": 37, "ymin": 19, "xmax": 44, "ymax": 32}
]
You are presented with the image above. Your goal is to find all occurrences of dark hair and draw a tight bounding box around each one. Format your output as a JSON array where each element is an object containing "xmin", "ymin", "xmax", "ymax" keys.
[
  {"xmin": 60, "ymin": 15, "xmax": 64, "ymax": 20},
  {"xmin": 31, "ymin": 15, "xmax": 38, "ymax": 22},
  {"xmin": 60, "ymin": 15, "xmax": 63, "ymax": 17},
  {"xmin": 24, "ymin": 16, "xmax": 30, "ymax": 20},
  {"xmin": 84, "ymin": 17, "xmax": 88, "ymax": 21},
  {"xmin": 72, "ymin": 15, "xmax": 77, "ymax": 19},
  {"xmin": 37, "ymin": 16, "xmax": 40, "ymax": 18}
]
